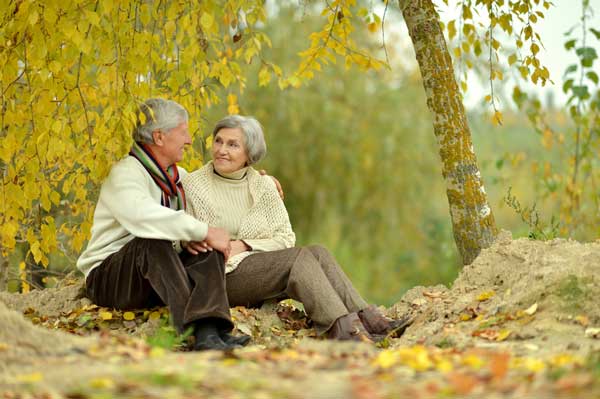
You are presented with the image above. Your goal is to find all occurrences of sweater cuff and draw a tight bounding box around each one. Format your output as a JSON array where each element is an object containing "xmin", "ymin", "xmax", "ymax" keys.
[{"xmin": 172, "ymin": 240, "xmax": 183, "ymax": 253}]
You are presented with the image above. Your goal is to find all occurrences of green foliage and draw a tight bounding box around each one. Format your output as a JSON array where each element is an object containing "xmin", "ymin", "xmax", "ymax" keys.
[
  {"xmin": 509, "ymin": 1, "xmax": 600, "ymax": 240},
  {"xmin": 146, "ymin": 318, "xmax": 193, "ymax": 351},
  {"xmin": 503, "ymin": 186, "xmax": 559, "ymax": 240},
  {"xmin": 443, "ymin": 0, "xmax": 552, "ymax": 105}
]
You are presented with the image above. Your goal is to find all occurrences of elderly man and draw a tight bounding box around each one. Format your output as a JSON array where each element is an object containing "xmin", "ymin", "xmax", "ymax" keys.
[{"xmin": 77, "ymin": 98, "xmax": 248, "ymax": 350}]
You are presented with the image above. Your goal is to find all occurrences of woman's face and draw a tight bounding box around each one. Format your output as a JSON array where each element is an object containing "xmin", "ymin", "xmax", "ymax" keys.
[{"xmin": 212, "ymin": 127, "xmax": 249, "ymax": 174}]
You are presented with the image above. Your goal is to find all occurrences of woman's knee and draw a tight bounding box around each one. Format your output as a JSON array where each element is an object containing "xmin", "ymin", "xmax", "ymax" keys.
[
  {"xmin": 292, "ymin": 247, "xmax": 320, "ymax": 271},
  {"xmin": 306, "ymin": 244, "xmax": 332, "ymax": 258}
]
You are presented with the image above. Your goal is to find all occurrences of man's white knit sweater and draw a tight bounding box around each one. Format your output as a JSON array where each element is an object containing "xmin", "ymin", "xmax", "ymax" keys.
[{"xmin": 77, "ymin": 156, "xmax": 209, "ymax": 278}]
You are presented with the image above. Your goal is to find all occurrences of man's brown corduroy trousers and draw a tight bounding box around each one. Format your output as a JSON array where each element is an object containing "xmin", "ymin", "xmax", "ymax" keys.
[{"xmin": 86, "ymin": 238, "xmax": 233, "ymax": 333}]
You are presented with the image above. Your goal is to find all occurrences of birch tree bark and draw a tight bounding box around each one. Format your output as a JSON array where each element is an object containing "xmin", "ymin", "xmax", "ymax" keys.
[{"xmin": 399, "ymin": 0, "xmax": 498, "ymax": 264}]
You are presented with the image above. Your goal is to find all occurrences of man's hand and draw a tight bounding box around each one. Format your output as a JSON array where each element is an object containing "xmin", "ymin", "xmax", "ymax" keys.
[
  {"xmin": 183, "ymin": 240, "xmax": 213, "ymax": 255},
  {"xmin": 204, "ymin": 227, "xmax": 231, "ymax": 260},
  {"xmin": 259, "ymin": 169, "xmax": 284, "ymax": 200},
  {"xmin": 230, "ymin": 240, "xmax": 250, "ymax": 257}
]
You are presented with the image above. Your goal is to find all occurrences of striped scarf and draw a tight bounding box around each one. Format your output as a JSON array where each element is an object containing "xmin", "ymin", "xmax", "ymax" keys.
[{"xmin": 129, "ymin": 141, "xmax": 186, "ymax": 210}]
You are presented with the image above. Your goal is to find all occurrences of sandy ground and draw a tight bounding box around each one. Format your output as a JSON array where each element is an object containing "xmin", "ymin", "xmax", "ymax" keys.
[{"xmin": 1, "ymin": 231, "xmax": 599, "ymax": 397}]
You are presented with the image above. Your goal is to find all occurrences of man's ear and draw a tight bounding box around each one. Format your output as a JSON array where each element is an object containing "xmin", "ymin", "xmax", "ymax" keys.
[{"xmin": 152, "ymin": 130, "xmax": 163, "ymax": 146}]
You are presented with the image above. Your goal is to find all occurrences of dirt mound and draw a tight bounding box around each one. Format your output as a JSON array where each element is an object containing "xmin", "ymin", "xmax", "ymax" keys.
[
  {"xmin": 390, "ymin": 230, "xmax": 600, "ymax": 357},
  {"xmin": 0, "ymin": 274, "xmax": 89, "ymax": 317},
  {"xmin": 0, "ymin": 300, "xmax": 91, "ymax": 378}
]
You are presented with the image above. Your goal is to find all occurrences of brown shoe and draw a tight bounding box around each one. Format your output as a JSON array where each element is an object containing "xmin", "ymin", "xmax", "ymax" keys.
[
  {"xmin": 327, "ymin": 312, "xmax": 373, "ymax": 342},
  {"xmin": 358, "ymin": 305, "xmax": 412, "ymax": 337}
]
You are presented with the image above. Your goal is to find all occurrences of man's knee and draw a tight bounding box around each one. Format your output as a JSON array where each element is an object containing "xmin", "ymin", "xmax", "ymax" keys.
[{"xmin": 133, "ymin": 238, "xmax": 174, "ymax": 251}]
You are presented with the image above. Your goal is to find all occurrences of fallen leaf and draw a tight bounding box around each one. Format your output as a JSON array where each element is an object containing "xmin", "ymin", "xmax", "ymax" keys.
[
  {"xmin": 472, "ymin": 329, "xmax": 499, "ymax": 340},
  {"xmin": 149, "ymin": 311, "xmax": 161, "ymax": 320},
  {"xmin": 89, "ymin": 377, "xmax": 115, "ymax": 389},
  {"xmin": 423, "ymin": 291, "xmax": 444, "ymax": 299},
  {"xmin": 555, "ymin": 373, "xmax": 593, "ymax": 390},
  {"xmin": 524, "ymin": 303, "xmax": 538, "ymax": 316},
  {"xmin": 447, "ymin": 372, "xmax": 478, "ymax": 395},
  {"xmin": 584, "ymin": 327, "xmax": 600, "ymax": 338},
  {"xmin": 236, "ymin": 322, "xmax": 253, "ymax": 337},
  {"xmin": 123, "ymin": 311, "xmax": 135, "ymax": 321},
  {"xmin": 461, "ymin": 354, "xmax": 485, "ymax": 370},
  {"xmin": 0, "ymin": 343, "xmax": 8, "ymax": 351},
  {"xmin": 99, "ymin": 311, "xmax": 113, "ymax": 321},
  {"xmin": 575, "ymin": 315, "xmax": 590, "ymax": 327},
  {"xmin": 460, "ymin": 313, "xmax": 473, "ymax": 321},
  {"xmin": 489, "ymin": 352, "xmax": 510, "ymax": 381},
  {"xmin": 496, "ymin": 329, "xmax": 512, "ymax": 341},
  {"xmin": 16, "ymin": 372, "xmax": 44, "ymax": 383},
  {"xmin": 477, "ymin": 291, "xmax": 495, "ymax": 301}
]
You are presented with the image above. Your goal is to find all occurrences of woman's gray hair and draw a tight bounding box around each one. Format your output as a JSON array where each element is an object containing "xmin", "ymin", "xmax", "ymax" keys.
[
  {"xmin": 212, "ymin": 115, "xmax": 267, "ymax": 165},
  {"xmin": 133, "ymin": 98, "xmax": 189, "ymax": 144}
]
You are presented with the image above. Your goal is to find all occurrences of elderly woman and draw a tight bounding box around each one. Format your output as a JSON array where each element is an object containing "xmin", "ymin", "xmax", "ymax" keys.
[{"xmin": 182, "ymin": 115, "xmax": 404, "ymax": 341}]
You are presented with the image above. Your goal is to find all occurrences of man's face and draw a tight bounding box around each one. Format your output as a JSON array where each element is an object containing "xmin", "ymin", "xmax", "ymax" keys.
[{"xmin": 153, "ymin": 121, "xmax": 191, "ymax": 166}]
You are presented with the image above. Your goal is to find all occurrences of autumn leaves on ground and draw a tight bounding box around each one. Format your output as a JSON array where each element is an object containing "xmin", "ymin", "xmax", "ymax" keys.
[{"xmin": 0, "ymin": 231, "xmax": 599, "ymax": 398}]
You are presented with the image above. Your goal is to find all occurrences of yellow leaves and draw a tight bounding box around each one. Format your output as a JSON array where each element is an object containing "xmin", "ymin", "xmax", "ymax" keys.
[
  {"xmin": 123, "ymin": 312, "xmax": 136, "ymax": 321},
  {"xmin": 375, "ymin": 350, "xmax": 399, "ymax": 369},
  {"xmin": 492, "ymin": 111, "xmax": 503, "ymax": 126},
  {"xmin": 149, "ymin": 311, "xmax": 161, "ymax": 320},
  {"xmin": 374, "ymin": 346, "xmax": 433, "ymax": 371},
  {"xmin": 227, "ymin": 94, "xmax": 240, "ymax": 115},
  {"xmin": 511, "ymin": 357, "xmax": 546, "ymax": 373},
  {"xmin": 477, "ymin": 291, "xmax": 495, "ymax": 302},
  {"xmin": 258, "ymin": 66, "xmax": 271, "ymax": 87},
  {"xmin": 100, "ymin": 311, "xmax": 113, "ymax": 321},
  {"xmin": 28, "ymin": 10, "xmax": 40, "ymax": 26},
  {"xmin": 84, "ymin": 10, "xmax": 101, "ymax": 27},
  {"xmin": 164, "ymin": 20, "xmax": 176, "ymax": 38},
  {"xmin": 447, "ymin": 20, "xmax": 457, "ymax": 40},
  {"xmin": 16, "ymin": 372, "xmax": 44, "ymax": 383},
  {"xmin": 89, "ymin": 377, "xmax": 115, "ymax": 389},
  {"xmin": 200, "ymin": 12, "xmax": 214, "ymax": 30},
  {"xmin": 30, "ymin": 242, "xmax": 43, "ymax": 264}
]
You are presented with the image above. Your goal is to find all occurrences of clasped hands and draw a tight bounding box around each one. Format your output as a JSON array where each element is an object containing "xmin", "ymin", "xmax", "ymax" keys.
[{"xmin": 183, "ymin": 227, "xmax": 250, "ymax": 261}]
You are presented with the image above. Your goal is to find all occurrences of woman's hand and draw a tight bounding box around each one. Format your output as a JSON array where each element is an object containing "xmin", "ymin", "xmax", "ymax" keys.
[
  {"xmin": 259, "ymin": 170, "xmax": 284, "ymax": 200},
  {"xmin": 230, "ymin": 240, "xmax": 250, "ymax": 257}
]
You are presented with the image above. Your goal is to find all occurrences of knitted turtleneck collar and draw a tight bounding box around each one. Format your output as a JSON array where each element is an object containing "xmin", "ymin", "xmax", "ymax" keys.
[{"xmin": 212, "ymin": 162, "xmax": 249, "ymax": 181}]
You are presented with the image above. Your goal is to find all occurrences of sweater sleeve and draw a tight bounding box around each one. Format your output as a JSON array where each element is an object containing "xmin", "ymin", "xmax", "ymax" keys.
[
  {"xmin": 102, "ymin": 160, "xmax": 208, "ymax": 242},
  {"xmin": 242, "ymin": 177, "xmax": 296, "ymax": 252}
]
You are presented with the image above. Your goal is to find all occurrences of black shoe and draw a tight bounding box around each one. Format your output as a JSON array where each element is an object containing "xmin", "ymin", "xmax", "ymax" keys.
[
  {"xmin": 194, "ymin": 334, "xmax": 236, "ymax": 351},
  {"xmin": 221, "ymin": 332, "xmax": 251, "ymax": 347}
]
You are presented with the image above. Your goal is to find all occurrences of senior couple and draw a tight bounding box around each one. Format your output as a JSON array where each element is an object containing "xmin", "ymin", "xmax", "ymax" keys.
[{"xmin": 77, "ymin": 98, "xmax": 406, "ymax": 351}]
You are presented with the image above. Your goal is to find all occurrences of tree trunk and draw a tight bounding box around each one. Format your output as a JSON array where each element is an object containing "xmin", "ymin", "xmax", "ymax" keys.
[
  {"xmin": 399, "ymin": 0, "xmax": 498, "ymax": 265},
  {"xmin": 0, "ymin": 255, "xmax": 7, "ymax": 291}
]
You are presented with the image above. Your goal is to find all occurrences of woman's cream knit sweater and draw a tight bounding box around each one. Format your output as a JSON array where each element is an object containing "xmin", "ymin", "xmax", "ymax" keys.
[{"xmin": 182, "ymin": 162, "xmax": 296, "ymax": 273}]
